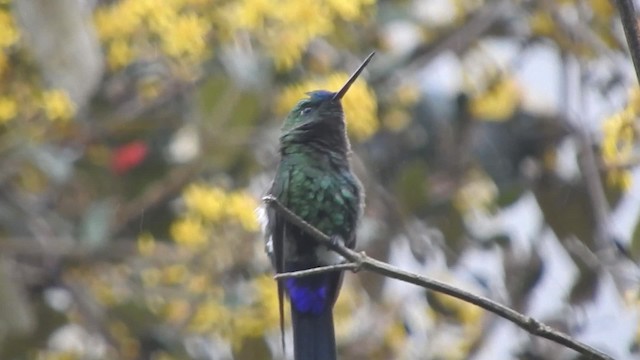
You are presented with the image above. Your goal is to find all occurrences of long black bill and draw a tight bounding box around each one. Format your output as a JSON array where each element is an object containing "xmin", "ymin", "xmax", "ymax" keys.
[{"xmin": 332, "ymin": 51, "xmax": 375, "ymax": 101}]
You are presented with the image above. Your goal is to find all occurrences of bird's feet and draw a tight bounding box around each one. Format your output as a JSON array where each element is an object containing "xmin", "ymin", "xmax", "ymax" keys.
[{"xmin": 329, "ymin": 235, "xmax": 345, "ymax": 248}]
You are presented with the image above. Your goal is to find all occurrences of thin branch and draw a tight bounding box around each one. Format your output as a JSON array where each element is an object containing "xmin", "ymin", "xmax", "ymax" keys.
[
  {"xmin": 274, "ymin": 262, "xmax": 361, "ymax": 280},
  {"xmin": 574, "ymin": 52, "xmax": 616, "ymax": 253},
  {"xmin": 263, "ymin": 196, "xmax": 614, "ymax": 360},
  {"xmin": 615, "ymin": 0, "xmax": 640, "ymax": 85}
]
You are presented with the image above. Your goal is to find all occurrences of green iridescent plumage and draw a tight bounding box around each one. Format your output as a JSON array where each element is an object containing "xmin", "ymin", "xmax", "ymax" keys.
[{"xmin": 275, "ymin": 150, "xmax": 361, "ymax": 242}]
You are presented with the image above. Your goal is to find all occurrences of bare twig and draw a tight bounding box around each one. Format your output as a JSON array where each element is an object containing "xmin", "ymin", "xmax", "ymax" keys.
[
  {"xmin": 274, "ymin": 262, "xmax": 361, "ymax": 280},
  {"xmin": 263, "ymin": 196, "xmax": 614, "ymax": 360},
  {"xmin": 574, "ymin": 53, "xmax": 616, "ymax": 252},
  {"xmin": 615, "ymin": 0, "xmax": 640, "ymax": 85}
]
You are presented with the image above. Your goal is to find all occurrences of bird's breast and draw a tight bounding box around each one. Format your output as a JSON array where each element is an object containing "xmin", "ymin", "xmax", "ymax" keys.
[{"xmin": 283, "ymin": 161, "xmax": 360, "ymax": 264}]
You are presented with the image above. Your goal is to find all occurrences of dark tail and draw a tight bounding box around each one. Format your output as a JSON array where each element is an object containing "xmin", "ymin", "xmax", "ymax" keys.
[{"xmin": 291, "ymin": 306, "xmax": 336, "ymax": 360}]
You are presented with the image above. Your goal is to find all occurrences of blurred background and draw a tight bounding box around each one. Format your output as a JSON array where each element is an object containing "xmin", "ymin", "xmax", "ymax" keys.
[{"xmin": 0, "ymin": 0, "xmax": 639, "ymax": 359}]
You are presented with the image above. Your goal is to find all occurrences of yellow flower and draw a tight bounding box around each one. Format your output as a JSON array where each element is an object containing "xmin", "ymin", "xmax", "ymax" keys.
[
  {"xmin": 327, "ymin": 0, "xmax": 375, "ymax": 21},
  {"xmin": 236, "ymin": 0, "xmax": 375, "ymax": 70},
  {"xmin": 189, "ymin": 299, "xmax": 229, "ymax": 333},
  {"xmin": 170, "ymin": 215, "xmax": 208, "ymax": 249},
  {"xmin": 590, "ymin": 0, "xmax": 614, "ymax": 20},
  {"xmin": 181, "ymin": 183, "xmax": 260, "ymax": 231},
  {"xmin": 628, "ymin": 86, "xmax": 640, "ymax": 113},
  {"xmin": 233, "ymin": 0, "xmax": 271, "ymax": 30},
  {"xmin": 333, "ymin": 280, "xmax": 360, "ymax": 338},
  {"xmin": 276, "ymin": 2, "xmax": 332, "ymax": 37},
  {"xmin": 107, "ymin": 39, "xmax": 134, "ymax": 69},
  {"xmin": 183, "ymin": 183, "xmax": 226, "ymax": 222},
  {"xmin": 601, "ymin": 89, "xmax": 638, "ymax": 191},
  {"xmin": 253, "ymin": 275, "xmax": 280, "ymax": 328},
  {"xmin": 42, "ymin": 90, "xmax": 76, "ymax": 122},
  {"xmin": 607, "ymin": 170, "xmax": 633, "ymax": 190},
  {"xmin": 161, "ymin": 264, "xmax": 189, "ymax": 285},
  {"xmin": 383, "ymin": 108, "xmax": 411, "ymax": 132},
  {"xmin": 94, "ymin": 4, "xmax": 143, "ymax": 41},
  {"xmin": 529, "ymin": 10, "xmax": 555, "ymax": 37},
  {"xmin": 137, "ymin": 232, "xmax": 156, "ymax": 256},
  {"xmin": 277, "ymin": 72, "xmax": 378, "ymax": 141},
  {"xmin": 232, "ymin": 309, "xmax": 266, "ymax": 345},
  {"xmin": 0, "ymin": 10, "xmax": 19, "ymax": 48},
  {"xmin": 268, "ymin": 30, "xmax": 310, "ymax": 71},
  {"xmin": 395, "ymin": 83, "xmax": 421, "ymax": 106},
  {"xmin": 0, "ymin": 96, "xmax": 17, "ymax": 123},
  {"xmin": 226, "ymin": 192, "xmax": 259, "ymax": 231},
  {"xmin": 384, "ymin": 320, "xmax": 408, "ymax": 354},
  {"xmin": 163, "ymin": 298, "xmax": 191, "ymax": 324},
  {"xmin": 453, "ymin": 170, "xmax": 498, "ymax": 213},
  {"xmin": 94, "ymin": 0, "xmax": 376, "ymax": 73},
  {"xmin": 470, "ymin": 77, "xmax": 520, "ymax": 121},
  {"xmin": 161, "ymin": 13, "xmax": 210, "ymax": 60},
  {"xmin": 146, "ymin": 1, "xmax": 179, "ymax": 33}
]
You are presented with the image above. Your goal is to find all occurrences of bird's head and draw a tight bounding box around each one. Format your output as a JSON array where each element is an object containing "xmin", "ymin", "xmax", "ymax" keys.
[{"xmin": 280, "ymin": 52, "xmax": 375, "ymax": 149}]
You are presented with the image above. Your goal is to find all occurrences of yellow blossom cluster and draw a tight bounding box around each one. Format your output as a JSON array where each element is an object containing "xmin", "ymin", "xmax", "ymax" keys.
[
  {"xmin": 188, "ymin": 297, "xmax": 230, "ymax": 333},
  {"xmin": 94, "ymin": 0, "xmax": 375, "ymax": 72},
  {"xmin": 0, "ymin": 7, "xmax": 17, "ymax": 76},
  {"xmin": 90, "ymin": 235, "xmax": 279, "ymax": 350},
  {"xmin": 228, "ymin": 275, "xmax": 281, "ymax": 347},
  {"xmin": 424, "ymin": 275, "xmax": 486, "ymax": 359},
  {"xmin": 137, "ymin": 269, "xmax": 279, "ymax": 344},
  {"xmin": 528, "ymin": 0, "xmax": 619, "ymax": 54},
  {"xmin": 0, "ymin": 96, "xmax": 16, "ymax": 124},
  {"xmin": 233, "ymin": 0, "xmax": 375, "ymax": 69},
  {"xmin": 601, "ymin": 87, "xmax": 640, "ymax": 190},
  {"xmin": 42, "ymin": 89, "xmax": 76, "ymax": 123},
  {"xmin": 150, "ymin": 274, "xmax": 280, "ymax": 345},
  {"xmin": 94, "ymin": 0, "xmax": 212, "ymax": 69},
  {"xmin": 170, "ymin": 215, "xmax": 209, "ymax": 249},
  {"xmin": 470, "ymin": 76, "xmax": 521, "ymax": 121},
  {"xmin": 136, "ymin": 232, "xmax": 156, "ymax": 256},
  {"xmin": 0, "ymin": 86, "xmax": 75, "ymax": 125},
  {"xmin": 161, "ymin": 181, "xmax": 278, "ymax": 343},
  {"xmin": 170, "ymin": 182, "xmax": 259, "ymax": 249},
  {"xmin": 0, "ymin": 9, "xmax": 17, "ymax": 49},
  {"xmin": 0, "ymin": 5, "xmax": 77, "ymax": 126},
  {"xmin": 453, "ymin": 169, "xmax": 498, "ymax": 213},
  {"xmin": 277, "ymin": 72, "xmax": 379, "ymax": 142},
  {"xmin": 0, "ymin": 5, "xmax": 18, "ymax": 124}
]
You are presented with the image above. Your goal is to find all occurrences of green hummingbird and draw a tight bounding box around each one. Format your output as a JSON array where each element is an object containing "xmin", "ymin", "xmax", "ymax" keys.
[{"xmin": 263, "ymin": 52, "xmax": 374, "ymax": 360}]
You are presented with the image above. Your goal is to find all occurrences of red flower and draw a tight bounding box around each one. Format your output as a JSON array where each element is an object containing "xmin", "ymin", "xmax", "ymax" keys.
[{"xmin": 111, "ymin": 140, "xmax": 148, "ymax": 175}]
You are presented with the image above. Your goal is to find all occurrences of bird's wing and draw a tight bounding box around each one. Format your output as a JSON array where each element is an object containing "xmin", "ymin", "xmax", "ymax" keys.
[{"xmin": 340, "ymin": 170, "xmax": 363, "ymax": 250}]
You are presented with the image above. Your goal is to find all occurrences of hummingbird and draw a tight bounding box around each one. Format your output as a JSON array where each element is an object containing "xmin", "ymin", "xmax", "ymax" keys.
[{"xmin": 263, "ymin": 52, "xmax": 374, "ymax": 360}]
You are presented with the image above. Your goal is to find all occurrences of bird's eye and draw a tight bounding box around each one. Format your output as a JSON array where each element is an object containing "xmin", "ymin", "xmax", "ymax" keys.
[{"xmin": 300, "ymin": 107, "xmax": 312, "ymax": 116}]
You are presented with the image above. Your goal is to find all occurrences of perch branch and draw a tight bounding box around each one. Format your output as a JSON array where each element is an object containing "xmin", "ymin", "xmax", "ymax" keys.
[
  {"xmin": 263, "ymin": 196, "xmax": 613, "ymax": 360},
  {"xmin": 274, "ymin": 262, "xmax": 361, "ymax": 280}
]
